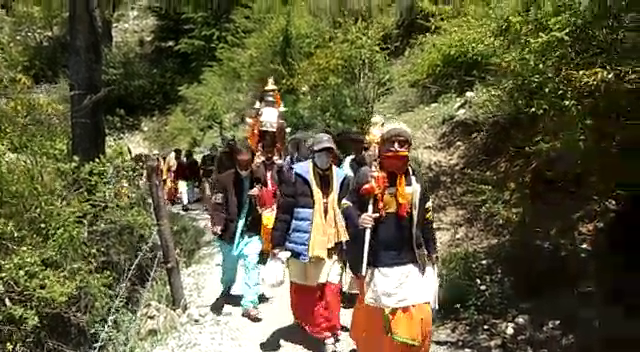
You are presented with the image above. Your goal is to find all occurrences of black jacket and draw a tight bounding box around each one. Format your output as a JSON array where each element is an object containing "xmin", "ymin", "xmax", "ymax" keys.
[
  {"xmin": 342, "ymin": 166, "xmax": 438, "ymax": 276},
  {"xmin": 209, "ymin": 169, "xmax": 265, "ymax": 244}
]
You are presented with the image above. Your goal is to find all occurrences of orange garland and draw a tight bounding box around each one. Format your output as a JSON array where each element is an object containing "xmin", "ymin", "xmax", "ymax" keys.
[
  {"xmin": 275, "ymin": 91, "xmax": 282, "ymax": 109},
  {"xmin": 374, "ymin": 171, "xmax": 389, "ymax": 216},
  {"xmin": 247, "ymin": 116, "xmax": 260, "ymax": 152}
]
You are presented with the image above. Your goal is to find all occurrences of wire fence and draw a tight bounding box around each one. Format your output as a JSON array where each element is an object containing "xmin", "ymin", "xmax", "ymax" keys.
[{"xmin": 91, "ymin": 203, "xmax": 162, "ymax": 352}]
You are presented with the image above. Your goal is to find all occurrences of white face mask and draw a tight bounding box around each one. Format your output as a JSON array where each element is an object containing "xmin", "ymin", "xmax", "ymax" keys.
[
  {"xmin": 237, "ymin": 168, "xmax": 250, "ymax": 177},
  {"xmin": 313, "ymin": 151, "xmax": 332, "ymax": 170}
]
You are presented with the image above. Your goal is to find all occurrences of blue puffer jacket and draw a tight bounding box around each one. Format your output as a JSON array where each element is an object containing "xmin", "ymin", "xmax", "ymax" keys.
[{"xmin": 271, "ymin": 160, "xmax": 349, "ymax": 262}]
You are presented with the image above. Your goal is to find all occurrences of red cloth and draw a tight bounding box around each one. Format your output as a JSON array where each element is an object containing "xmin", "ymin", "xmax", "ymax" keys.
[
  {"xmin": 257, "ymin": 170, "xmax": 277, "ymax": 209},
  {"xmin": 290, "ymin": 282, "xmax": 342, "ymax": 339}
]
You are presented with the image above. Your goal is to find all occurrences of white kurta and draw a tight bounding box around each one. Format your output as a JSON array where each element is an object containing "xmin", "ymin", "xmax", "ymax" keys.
[{"xmin": 363, "ymin": 263, "xmax": 439, "ymax": 309}]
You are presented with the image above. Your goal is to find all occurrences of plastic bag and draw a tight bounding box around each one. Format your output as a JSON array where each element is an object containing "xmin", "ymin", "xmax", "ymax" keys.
[
  {"xmin": 424, "ymin": 263, "xmax": 439, "ymax": 310},
  {"xmin": 261, "ymin": 251, "xmax": 290, "ymax": 288}
]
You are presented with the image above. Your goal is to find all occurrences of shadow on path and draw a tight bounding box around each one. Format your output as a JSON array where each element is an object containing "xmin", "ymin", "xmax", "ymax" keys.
[
  {"xmin": 259, "ymin": 324, "xmax": 325, "ymax": 352},
  {"xmin": 225, "ymin": 293, "xmax": 271, "ymax": 307}
]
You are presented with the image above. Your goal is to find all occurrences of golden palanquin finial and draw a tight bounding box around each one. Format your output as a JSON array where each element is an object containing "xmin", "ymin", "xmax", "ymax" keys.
[
  {"xmin": 246, "ymin": 77, "xmax": 287, "ymax": 158},
  {"xmin": 264, "ymin": 77, "xmax": 278, "ymax": 91}
]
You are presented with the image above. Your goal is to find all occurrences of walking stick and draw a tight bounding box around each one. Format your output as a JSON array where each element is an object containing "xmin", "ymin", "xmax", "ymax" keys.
[
  {"xmin": 359, "ymin": 168, "xmax": 381, "ymax": 277},
  {"xmin": 361, "ymin": 199, "xmax": 374, "ymax": 277},
  {"xmin": 360, "ymin": 113, "xmax": 384, "ymax": 277}
]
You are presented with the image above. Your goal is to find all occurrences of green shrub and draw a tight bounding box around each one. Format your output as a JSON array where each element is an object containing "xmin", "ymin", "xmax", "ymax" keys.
[
  {"xmin": 1, "ymin": 36, "xmax": 156, "ymax": 351},
  {"xmin": 397, "ymin": 0, "xmax": 631, "ymax": 322},
  {"xmin": 439, "ymin": 248, "xmax": 515, "ymax": 320},
  {"xmin": 163, "ymin": 4, "xmax": 395, "ymax": 147},
  {"xmin": 394, "ymin": 16, "xmax": 501, "ymax": 102}
]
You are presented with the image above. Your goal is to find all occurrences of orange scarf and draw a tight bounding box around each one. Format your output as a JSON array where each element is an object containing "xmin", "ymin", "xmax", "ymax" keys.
[{"xmin": 376, "ymin": 171, "xmax": 410, "ymax": 218}]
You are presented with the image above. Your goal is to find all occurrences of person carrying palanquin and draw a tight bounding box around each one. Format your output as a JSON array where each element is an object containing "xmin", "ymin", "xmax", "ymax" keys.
[
  {"xmin": 246, "ymin": 77, "xmax": 288, "ymax": 254},
  {"xmin": 342, "ymin": 121, "xmax": 438, "ymax": 352},
  {"xmin": 283, "ymin": 132, "xmax": 312, "ymax": 174},
  {"xmin": 271, "ymin": 133, "xmax": 351, "ymax": 352}
]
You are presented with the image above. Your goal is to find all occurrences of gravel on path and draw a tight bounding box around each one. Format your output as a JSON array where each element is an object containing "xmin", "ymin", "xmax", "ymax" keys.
[{"xmin": 146, "ymin": 203, "xmax": 466, "ymax": 352}]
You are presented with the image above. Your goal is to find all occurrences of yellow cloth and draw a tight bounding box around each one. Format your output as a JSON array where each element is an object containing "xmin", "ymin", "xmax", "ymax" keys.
[
  {"xmin": 261, "ymin": 207, "xmax": 276, "ymax": 252},
  {"xmin": 307, "ymin": 166, "xmax": 349, "ymax": 259},
  {"xmin": 163, "ymin": 152, "xmax": 177, "ymax": 180}
]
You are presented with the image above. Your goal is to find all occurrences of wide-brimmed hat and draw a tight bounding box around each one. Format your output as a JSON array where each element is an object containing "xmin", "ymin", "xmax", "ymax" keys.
[{"xmin": 311, "ymin": 133, "xmax": 337, "ymax": 152}]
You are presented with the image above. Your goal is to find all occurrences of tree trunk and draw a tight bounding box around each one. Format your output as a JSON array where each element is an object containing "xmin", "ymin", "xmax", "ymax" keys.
[
  {"xmin": 101, "ymin": 13, "xmax": 113, "ymax": 48},
  {"xmin": 69, "ymin": 0, "xmax": 105, "ymax": 163},
  {"xmin": 1, "ymin": 0, "xmax": 12, "ymax": 16}
]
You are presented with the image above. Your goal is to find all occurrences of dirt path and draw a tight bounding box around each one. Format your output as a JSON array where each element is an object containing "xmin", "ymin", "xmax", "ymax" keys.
[{"xmin": 136, "ymin": 202, "xmax": 467, "ymax": 352}]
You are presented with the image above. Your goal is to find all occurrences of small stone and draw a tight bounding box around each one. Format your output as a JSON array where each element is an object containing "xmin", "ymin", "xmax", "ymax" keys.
[
  {"xmin": 548, "ymin": 320, "xmax": 561, "ymax": 328},
  {"xmin": 489, "ymin": 337, "xmax": 503, "ymax": 348},
  {"xmin": 505, "ymin": 324, "xmax": 515, "ymax": 336},
  {"xmin": 515, "ymin": 314, "xmax": 530, "ymax": 325},
  {"xmin": 465, "ymin": 91, "xmax": 476, "ymax": 99}
]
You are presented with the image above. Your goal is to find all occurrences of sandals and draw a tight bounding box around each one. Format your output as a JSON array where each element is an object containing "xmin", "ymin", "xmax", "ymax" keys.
[
  {"xmin": 323, "ymin": 337, "xmax": 339, "ymax": 352},
  {"xmin": 242, "ymin": 307, "xmax": 263, "ymax": 322}
]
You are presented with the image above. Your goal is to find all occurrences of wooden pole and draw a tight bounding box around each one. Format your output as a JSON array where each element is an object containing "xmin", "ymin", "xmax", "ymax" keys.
[{"xmin": 146, "ymin": 158, "xmax": 186, "ymax": 310}]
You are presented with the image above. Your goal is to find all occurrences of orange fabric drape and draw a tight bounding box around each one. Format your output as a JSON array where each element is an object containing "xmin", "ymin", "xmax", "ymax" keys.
[{"xmin": 350, "ymin": 280, "xmax": 433, "ymax": 352}]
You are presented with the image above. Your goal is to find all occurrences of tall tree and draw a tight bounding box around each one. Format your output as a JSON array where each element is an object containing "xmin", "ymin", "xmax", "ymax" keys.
[{"xmin": 69, "ymin": 0, "xmax": 106, "ymax": 162}]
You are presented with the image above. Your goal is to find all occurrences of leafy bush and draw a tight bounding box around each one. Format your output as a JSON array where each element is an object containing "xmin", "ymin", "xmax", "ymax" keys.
[
  {"xmin": 395, "ymin": 0, "xmax": 632, "ymax": 328},
  {"xmin": 1, "ymin": 28, "xmax": 157, "ymax": 351},
  {"xmin": 439, "ymin": 248, "xmax": 515, "ymax": 320},
  {"xmin": 394, "ymin": 16, "xmax": 501, "ymax": 102},
  {"xmin": 156, "ymin": 4, "xmax": 395, "ymax": 148}
]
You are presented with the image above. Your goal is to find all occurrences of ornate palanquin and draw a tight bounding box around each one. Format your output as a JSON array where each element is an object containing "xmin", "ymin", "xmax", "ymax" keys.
[{"xmin": 246, "ymin": 77, "xmax": 287, "ymax": 163}]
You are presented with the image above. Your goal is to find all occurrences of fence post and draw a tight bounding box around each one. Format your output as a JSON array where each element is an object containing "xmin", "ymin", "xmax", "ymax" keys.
[{"xmin": 146, "ymin": 158, "xmax": 186, "ymax": 310}]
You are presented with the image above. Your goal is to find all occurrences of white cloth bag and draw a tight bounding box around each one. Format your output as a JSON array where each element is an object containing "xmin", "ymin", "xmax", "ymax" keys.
[
  {"xmin": 261, "ymin": 251, "xmax": 290, "ymax": 288},
  {"xmin": 424, "ymin": 263, "xmax": 439, "ymax": 310}
]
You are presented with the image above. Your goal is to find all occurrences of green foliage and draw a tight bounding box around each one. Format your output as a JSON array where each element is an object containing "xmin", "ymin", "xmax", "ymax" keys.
[
  {"xmin": 157, "ymin": 4, "xmax": 395, "ymax": 148},
  {"xmin": 439, "ymin": 249, "xmax": 515, "ymax": 319},
  {"xmin": 292, "ymin": 17, "xmax": 391, "ymax": 131},
  {"xmin": 397, "ymin": 0, "xmax": 633, "ymax": 325},
  {"xmin": 1, "ymin": 26, "xmax": 156, "ymax": 351},
  {"xmin": 394, "ymin": 16, "xmax": 501, "ymax": 101},
  {"xmin": 1, "ymin": 8, "xmax": 68, "ymax": 83}
]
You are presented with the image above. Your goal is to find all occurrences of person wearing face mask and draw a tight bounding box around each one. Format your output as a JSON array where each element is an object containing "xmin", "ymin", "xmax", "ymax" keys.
[
  {"xmin": 252, "ymin": 135, "xmax": 286, "ymax": 256},
  {"xmin": 341, "ymin": 122, "xmax": 438, "ymax": 352},
  {"xmin": 208, "ymin": 140, "xmax": 267, "ymax": 322},
  {"xmin": 271, "ymin": 133, "xmax": 351, "ymax": 352}
]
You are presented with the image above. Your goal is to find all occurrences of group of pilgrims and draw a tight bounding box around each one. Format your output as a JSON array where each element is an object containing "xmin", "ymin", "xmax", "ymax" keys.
[{"xmin": 158, "ymin": 79, "xmax": 439, "ymax": 352}]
